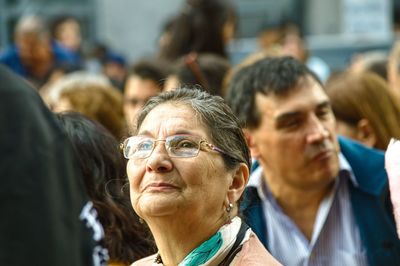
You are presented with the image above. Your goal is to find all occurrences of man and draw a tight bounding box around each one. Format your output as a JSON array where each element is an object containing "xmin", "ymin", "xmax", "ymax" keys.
[
  {"xmin": 226, "ymin": 56, "xmax": 400, "ymax": 265},
  {"xmin": 123, "ymin": 59, "xmax": 167, "ymax": 130},
  {"xmin": 0, "ymin": 15, "xmax": 78, "ymax": 88},
  {"xmin": 0, "ymin": 65, "xmax": 107, "ymax": 265}
]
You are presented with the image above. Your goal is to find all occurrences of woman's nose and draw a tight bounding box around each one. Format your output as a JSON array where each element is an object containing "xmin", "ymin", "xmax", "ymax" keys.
[{"xmin": 145, "ymin": 142, "xmax": 173, "ymax": 173}]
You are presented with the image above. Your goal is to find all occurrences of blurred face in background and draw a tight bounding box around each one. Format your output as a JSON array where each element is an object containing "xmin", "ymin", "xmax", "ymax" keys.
[
  {"xmin": 123, "ymin": 75, "xmax": 162, "ymax": 129},
  {"xmin": 55, "ymin": 19, "xmax": 81, "ymax": 51},
  {"xmin": 16, "ymin": 32, "xmax": 52, "ymax": 75}
]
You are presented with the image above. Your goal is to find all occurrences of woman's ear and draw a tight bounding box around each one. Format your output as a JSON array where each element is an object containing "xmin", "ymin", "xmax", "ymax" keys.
[
  {"xmin": 227, "ymin": 163, "xmax": 249, "ymax": 204},
  {"xmin": 243, "ymin": 128, "xmax": 261, "ymax": 160},
  {"xmin": 356, "ymin": 118, "xmax": 377, "ymax": 148}
]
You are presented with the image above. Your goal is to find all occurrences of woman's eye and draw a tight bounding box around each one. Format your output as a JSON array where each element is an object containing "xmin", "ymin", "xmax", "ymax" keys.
[
  {"xmin": 175, "ymin": 140, "xmax": 197, "ymax": 149},
  {"xmin": 137, "ymin": 141, "xmax": 153, "ymax": 151}
]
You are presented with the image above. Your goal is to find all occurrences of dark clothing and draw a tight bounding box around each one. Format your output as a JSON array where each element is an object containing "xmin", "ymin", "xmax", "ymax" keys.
[
  {"xmin": 242, "ymin": 137, "xmax": 400, "ymax": 266},
  {"xmin": 0, "ymin": 65, "xmax": 107, "ymax": 265}
]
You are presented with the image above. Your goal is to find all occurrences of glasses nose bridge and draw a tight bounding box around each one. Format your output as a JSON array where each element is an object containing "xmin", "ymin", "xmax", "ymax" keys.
[
  {"xmin": 153, "ymin": 138, "xmax": 168, "ymax": 146},
  {"xmin": 150, "ymin": 138, "xmax": 170, "ymax": 155}
]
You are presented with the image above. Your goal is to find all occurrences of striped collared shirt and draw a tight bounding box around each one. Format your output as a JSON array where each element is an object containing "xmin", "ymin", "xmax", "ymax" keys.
[{"xmin": 247, "ymin": 153, "xmax": 368, "ymax": 266}]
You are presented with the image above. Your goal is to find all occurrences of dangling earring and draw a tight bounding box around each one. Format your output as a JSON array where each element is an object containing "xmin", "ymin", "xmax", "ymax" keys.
[
  {"xmin": 226, "ymin": 202, "xmax": 233, "ymax": 223},
  {"xmin": 226, "ymin": 203, "xmax": 233, "ymax": 213},
  {"xmin": 139, "ymin": 217, "xmax": 144, "ymax": 224}
]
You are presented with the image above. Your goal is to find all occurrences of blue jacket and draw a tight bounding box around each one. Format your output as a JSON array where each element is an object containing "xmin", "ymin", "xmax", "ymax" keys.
[
  {"xmin": 0, "ymin": 42, "xmax": 79, "ymax": 84},
  {"xmin": 241, "ymin": 137, "xmax": 400, "ymax": 265}
]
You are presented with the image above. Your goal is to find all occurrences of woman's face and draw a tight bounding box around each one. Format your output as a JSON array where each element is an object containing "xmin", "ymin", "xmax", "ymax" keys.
[{"xmin": 127, "ymin": 103, "xmax": 232, "ymax": 223}]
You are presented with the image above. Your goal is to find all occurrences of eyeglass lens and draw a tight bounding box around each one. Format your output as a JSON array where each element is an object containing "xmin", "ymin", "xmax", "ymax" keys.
[{"xmin": 124, "ymin": 135, "xmax": 202, "ymax": 159}]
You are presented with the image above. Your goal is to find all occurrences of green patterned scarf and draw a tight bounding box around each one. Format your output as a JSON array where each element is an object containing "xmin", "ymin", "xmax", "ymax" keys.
[{"xmin": 179, "ymin": 231, "xmax": 223, "ymax": 266}]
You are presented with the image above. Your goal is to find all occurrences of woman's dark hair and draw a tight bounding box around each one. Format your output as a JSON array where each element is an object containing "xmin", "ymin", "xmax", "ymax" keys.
[
  {"xmin": 56, "ymin": 112, "xmax": 155, "ymax": 264},
  {"xmin": 159, "ymin": 0, "xmax": 236, "ymax": 61},
  {"xmin": 171, "ymin": 53, "xmax": 231, "ymax": 96},
  {"xmin": 326, "ymin": 72, "xmax": 400, "ymax": 150}
]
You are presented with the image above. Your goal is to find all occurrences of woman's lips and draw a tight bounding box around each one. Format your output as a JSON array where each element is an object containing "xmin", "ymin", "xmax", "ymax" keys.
[{"xmin": 143, "ymin": 182, "xmax": 179, "ymax": 192}]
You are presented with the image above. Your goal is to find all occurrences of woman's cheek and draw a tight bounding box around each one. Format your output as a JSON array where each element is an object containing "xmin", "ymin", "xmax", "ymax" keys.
[{"xmin": 127, "ymin": 159, "xmax": 144, "ymax": 190}]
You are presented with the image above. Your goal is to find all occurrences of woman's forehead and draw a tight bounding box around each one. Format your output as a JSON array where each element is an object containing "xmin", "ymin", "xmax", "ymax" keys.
[{"xmin": 138, "ymin": 103, "xmax": 206, "ymax": 136}]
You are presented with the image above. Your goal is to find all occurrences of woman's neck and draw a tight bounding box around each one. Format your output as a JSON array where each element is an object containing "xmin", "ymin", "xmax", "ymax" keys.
[{"xmin": 146, "ymin": 215, "xmax": 226, "ymax": 266}]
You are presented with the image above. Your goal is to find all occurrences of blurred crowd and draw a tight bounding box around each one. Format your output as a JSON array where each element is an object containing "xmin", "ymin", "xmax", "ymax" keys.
[{"xmin": 2, "ymin": 0, "xmax": 400, "ymax": 265}]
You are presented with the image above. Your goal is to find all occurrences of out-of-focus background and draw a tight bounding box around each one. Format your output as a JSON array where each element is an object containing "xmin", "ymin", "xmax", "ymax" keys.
[{"xmin": 0, "ymin": 0, "xmax": 398, "ymax": 71}]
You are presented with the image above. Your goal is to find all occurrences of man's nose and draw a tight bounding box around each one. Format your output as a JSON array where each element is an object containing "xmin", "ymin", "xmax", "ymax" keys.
[{"xmin": 306, "ymin": 115, "xmax": 330, "ymax": 144}]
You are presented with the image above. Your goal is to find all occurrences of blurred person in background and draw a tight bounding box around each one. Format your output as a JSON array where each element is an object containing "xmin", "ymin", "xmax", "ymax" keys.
[
  {"xmin": 258, "ymin": 22, "xmax": 330, "ymax": 82},
  {"xmin": 222, "ymin": 47, "xmax": 284, "ymax": 97},
  {"xmin": 0, "ymin": 15, "xmax": 79, "ymax": 88},
  {"xmin": 102, "ymin": 52, "xmax": 128, "ymax": 91},
  {"xmin": 326, "ymin": 72, "xmax": 400, "ymax": 150},
  {"xmin": 388, "ymin": 41, "xmax": 400, "ymax": 93},
  {"xmin": 56, "ymin": 112, "xmax": 156, "ymax": 266},
  {"xmin": 348, "ymin": 50, "xmax": 388, "ymax": 81},
  {"xmin": 157, "ymin": 17, "xmax": 177, "ymax": 56},
  {"xmin": 164, "ymin": 53, "xmax": 231, "ymax": 97},
  {"xmin": 46, "ymin": 72, "xmax": 126, "ymax": 140},
  {"xmin": 84, "ymin": 42, "xmax": 128, "ymax": 90},
  {"xmin": 51, "ymin": 14, "xmax": 83, "ymax": 64},
  {"xmin": 158, "ymin": 0, "xmax": 237, "ymax": 62},
  {"xmin": 123, "ymin": 59, "xmax": 167, "ymax": 130}
]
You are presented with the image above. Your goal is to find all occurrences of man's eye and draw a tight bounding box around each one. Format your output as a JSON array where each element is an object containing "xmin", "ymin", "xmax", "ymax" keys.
[
  {"xmin": 317, "ymin": 109, "xmax": 331, "ymax": 119},
  {"xmin": 280, "ymin": 119, "xmax": 301, "ymax": 129}
]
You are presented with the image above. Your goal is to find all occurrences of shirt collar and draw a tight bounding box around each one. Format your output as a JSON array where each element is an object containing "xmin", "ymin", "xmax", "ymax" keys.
[{"xmin": 248, "ymin": 152, "xmax": 359, "ymax": 201}]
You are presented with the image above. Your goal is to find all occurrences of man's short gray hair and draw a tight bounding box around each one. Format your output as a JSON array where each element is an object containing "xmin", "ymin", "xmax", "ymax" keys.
[{"xmin": 15, "ymin": 15, "xmax": 49, "ymax": 40}]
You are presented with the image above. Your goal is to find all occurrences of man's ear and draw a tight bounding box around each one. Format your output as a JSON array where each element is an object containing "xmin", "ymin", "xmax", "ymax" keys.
[
  {"xmin": 243, "ymin": 128, "xmax": 261, "ymax": 159},
  {"xmin": 356, "ymin": 118, "xmax": 377, "ymax": 148},
  {"xmin": 226, "ymin": 163, "xmax": 249, "ymax": 204}
]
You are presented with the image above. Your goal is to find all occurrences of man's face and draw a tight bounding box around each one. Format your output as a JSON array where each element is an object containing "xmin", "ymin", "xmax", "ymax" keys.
[
  {"xmin": 16, "ymin": 33, "xmax": 52, "ymax": 68},
  {"xmin": 123, "ymin": 75, "xmax": 161, "ymax": 129},
  {"xmin": 249, "ymin": 78, "xmax": 340, "ymax": 191}
]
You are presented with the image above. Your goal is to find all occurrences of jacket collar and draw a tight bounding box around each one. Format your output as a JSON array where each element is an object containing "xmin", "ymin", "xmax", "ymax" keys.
[{"xmin": 338, "ymin": 136, "xmax": 387, "ymax": 196}]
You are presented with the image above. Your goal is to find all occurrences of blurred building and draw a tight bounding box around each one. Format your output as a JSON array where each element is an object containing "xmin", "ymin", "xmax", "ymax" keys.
[{"xmin": 0, "ymin": 0, "xmax": 397, "ymax": 71}]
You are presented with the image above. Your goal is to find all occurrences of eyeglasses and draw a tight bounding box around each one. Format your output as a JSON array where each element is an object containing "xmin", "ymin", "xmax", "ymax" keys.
[{"xmin": 121, "ymin": 134, "xmax": 228, "ymax": 159}]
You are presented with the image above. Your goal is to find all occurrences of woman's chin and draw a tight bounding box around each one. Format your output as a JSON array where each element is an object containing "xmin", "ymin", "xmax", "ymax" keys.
[{"xmin": 138, "ymin": 193, "xmax": 182, "ymax": 218}]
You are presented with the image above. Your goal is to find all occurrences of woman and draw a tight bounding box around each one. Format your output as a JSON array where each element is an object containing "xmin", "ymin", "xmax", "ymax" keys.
[
  {"xmin": 47, "ymin": 72, "xmax": 127, "ymax": 140},
  {"xmin": 56, "ymin": 112, "xmax": 156, "ymax": 265},
  {"xmin": 164, "ymin": 53, "xmax": 231, "ymax": 97},
  {"xmin": 326, "ymin": 71, "xmax": 400, "ymax": 150},
  {"xmin": 158, "ymin": 0, "xmax": 236, "ymax": 62},
  {"xmin": 122, "ymin": 88, "xmax": 281, "ymax": 265}
]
